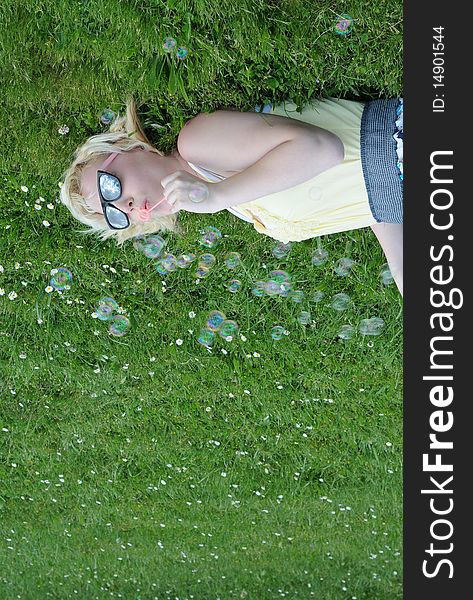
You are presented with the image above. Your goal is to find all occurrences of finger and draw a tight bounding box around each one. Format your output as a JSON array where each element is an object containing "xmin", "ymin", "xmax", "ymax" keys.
[
  {"xmin": 168, "ymin": 199, "xmax": 181, "ymax": 214},
  {"xmin": 166, "ymin": 188, "xmax": 186, "ymax": 208},
  {"xmin": 162, "ymin": 178, "xmax": 183, "ymax": 203},
  {"xmin": 161, "ymin": 171, "xmax": 183, "ymax": 189}
]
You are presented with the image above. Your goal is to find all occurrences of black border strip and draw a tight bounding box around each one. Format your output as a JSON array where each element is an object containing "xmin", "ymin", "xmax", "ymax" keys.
[{"xmin": 404, "ymin": 1, "xmax": 469, "ymax": 597}]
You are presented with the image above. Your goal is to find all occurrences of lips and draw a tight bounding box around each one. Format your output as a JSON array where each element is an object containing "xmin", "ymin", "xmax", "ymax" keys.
[{"xmin": 137, "ymin": 196, "xmax": 171, "ymax": 218}]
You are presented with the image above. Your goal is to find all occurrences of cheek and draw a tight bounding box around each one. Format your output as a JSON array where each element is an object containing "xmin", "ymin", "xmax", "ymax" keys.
[{"xmin": 86, "ymin": 196, "xmax": 103, "ymax": 214}]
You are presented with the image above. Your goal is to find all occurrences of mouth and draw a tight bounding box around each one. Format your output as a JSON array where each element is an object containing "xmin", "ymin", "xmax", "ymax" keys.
[{"xmin": 136, "ymin": 197, "xmax": 170, "ymax": 221}]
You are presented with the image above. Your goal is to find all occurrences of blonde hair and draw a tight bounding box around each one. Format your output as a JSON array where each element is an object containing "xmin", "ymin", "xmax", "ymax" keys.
[{"xmin": 60, "ymin": 97, "xmax": 180, "ymax": 246}]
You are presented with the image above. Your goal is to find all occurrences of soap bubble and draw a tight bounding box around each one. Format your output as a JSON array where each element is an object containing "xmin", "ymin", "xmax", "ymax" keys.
[
  {"xmin": 270, "ymin": 326, "xmax": 286, "ymax": 340},
  {"xmin": 176, "ymin": 47, "xmax": 188, "ymax": 60},
  {"xmin": 109, "ymin": 315, "xmax": 130, "ymax": 337},
  {"xmin": 298, "ymin": 311, "xmax": 311, "ymax": 325},
  {"xmin": 95, "ymin": 297, "xmax": 119, "ymax": 321},
  {"xmin": 226, "ymin": 279, "xmax": 241, "ymax": 293},
  {"xmin": 177, "ymin": 254, "xmax": 196, "ymax": 268},
  {"xmin": 252, "ymin": 281, "xmax": 266, "ymax": 297},
  {"xmin": 289, "ymin": 290, "xmax": 304, "ymax": 303},
  {"xmin": 266, "ymin": 271, "xmax": 292, "ymax": 297},
  {"xmin": 198, "ymin": 253, "xmax": 216, "ymax": 268},
  {"xmin": 219, "ymin": 320, "xmax": 239, "ymax": 339},
  {"xmin": 163, "ymin": 37, "xmax": 177, "ymax": 52},
  {"xmin": 312, "ymin": 291, "xmax": 325, "ymax": 303},
  {"xmin": 278, "ymin": 281, "xmax": 292, "ymax": 297},
  {"xmin": 334, "ymin": 14, "xmax": 353, "ymax": 35},
  {"xmin": 160, "ymin": 254, "xmax": 177, "ymax": 272},
  {"xmin": 197, "ymin": 328, "xmax": 215, "ymax": 348},
  {"xmin": 199, "ymin": 226, "xmax": 222, "ymax": 248},
  {"xmin": 338, "ymin": 324, "xmax": 355, "ymax": 340},
  {"xmin": 133, "ymin": 237, "xmax": 146, "ymax": 252},
  {"xmin": 155, "ymin": 262, "xmax": 168, "ymax": 275},
  {"xmin": 50, "ymin": 267, "xmax": 73, "ymax": 291},
  {"xmin": 272, "ymin": 241, "xmax": 291, "ymax": 259},
  {"xmin": 224, "ymin": 252, "xmax": 241, "ymax": 269},
  {"xmin": 380, "ymin": 263, "xmax": 394, "ymax": 286},
  {"xmin": 142, "ymin": 235, "xmax": 166, "ymax": 259},
  {"xmin": 267, "ymin": 270, "xmax": 292, "ymax": 296},
  {"xmin": 265, "ymin": 279, "xmax": 282, "ymax": 296},
  {"xmin": 207, "ymin": 310, "xmax": 226, "ymax": 331},
  {"xmin": 268, "ymin": 270, "xmax": 290, "ymax": 284},
  {"xmin": 359, "ymin": 317, "xmax": 385, "ymax": 336},
  {"xmin": 100, "ymin": 108, "xmax": 115, "ymax": 125},
  {"xmin": 331, "ymin": 293, "xmax": 351, "ymax": 311},
  {"xmin": 308, "ymin": 186, "xmax": 322, "ymax": 201},
  {"xmin": 195, "ymin": 265, "xmax": 210, "ymax": 278},
  {"xmin": 311, "ymin": 249, "xmax": 329, "ymax": 266},
  {"xmin": 188, "ymin": 184, "xmax": 209, "ymax": 203},
  {"xmin": 334, "ymin": 257, "xmax": 356, "ymax": 277}
]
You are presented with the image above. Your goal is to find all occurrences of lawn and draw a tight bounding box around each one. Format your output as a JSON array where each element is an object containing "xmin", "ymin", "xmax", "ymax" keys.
[{"xmin": 0, "ymin": 1, "xmax": 403, "ymax": 598}]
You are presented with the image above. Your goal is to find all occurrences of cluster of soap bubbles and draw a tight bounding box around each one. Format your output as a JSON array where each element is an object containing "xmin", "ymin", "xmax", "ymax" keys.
[
  {"xmin": 251, "ymin": 268, "xmax": 314, "ymax": 333},
  {"xmin": 134, "ymin": 235, "xmax": 166, "ymax": 259},
  {"xmin": 133, "ymin": 229, "xmax": 226, "ymax": 280},
  {"xmin": 131, "ymin": 228, "xmax": 391, "ymax": 346},
  {"xmin": 94, "ymin": 297, "xmax": 131, "ymax": 337},
  {"xmin": 311, "ymin": 243, "xmax": 355, "ymax": 277},
  {"xmin": 197, "ymin": 310, "xmax": 239, "ymax": 348},
  {"xmin": 334, "ymin": 14, "xmax": 353, "ymax": 35},
  {"xmin": 134, "ymin": 235, "xmax": 195, "ymax": 275},
  {"xmin": 337, "ymin": 317, "xmax": 385, "ymax": 340},
  {"xmin": 162, "ymin": 37, "xmax": 188, "ymax": 60},
  {"xmin": 223, "ymin": 252, "xmax": 242, "ymax": 292},
  {"xmin": 46, "ymin": 268, "xmax": 120, "ymax": 337},
  {"xmin": 252, "ymin": 270, "xmax": 289, "ymax": 298}
]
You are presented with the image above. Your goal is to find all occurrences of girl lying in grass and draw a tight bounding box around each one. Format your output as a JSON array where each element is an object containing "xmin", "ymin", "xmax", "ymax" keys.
[{"xmin": 60, "ymin": 96, "xmax": 404, "ymax": 294}]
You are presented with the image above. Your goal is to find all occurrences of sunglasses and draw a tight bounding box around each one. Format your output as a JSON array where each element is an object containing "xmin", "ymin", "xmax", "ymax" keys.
[{"xmin": 97, "ymin": 152, "xmax": 130, "ymax": 230}]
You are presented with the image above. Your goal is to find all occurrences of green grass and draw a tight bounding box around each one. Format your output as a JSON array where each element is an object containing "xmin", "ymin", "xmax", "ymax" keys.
[{"xmin": 0, "ymin": 1, "xmax": 403, "ymax": 598}]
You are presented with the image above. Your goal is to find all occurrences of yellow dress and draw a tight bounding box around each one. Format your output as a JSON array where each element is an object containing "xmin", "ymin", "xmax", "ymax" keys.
[{"xmin": 187, "ymin": 97, "xmax": 377, "ymax": 244}]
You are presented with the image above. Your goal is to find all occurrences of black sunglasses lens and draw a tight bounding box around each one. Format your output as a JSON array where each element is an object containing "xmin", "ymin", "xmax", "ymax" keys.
[
  {"xmin": 105, "ymin": 205, "xmax": 129, "ymax": 229},
  {"xmin": 99, "ymin": 173, "xmax": 121, "ymax": 201}
]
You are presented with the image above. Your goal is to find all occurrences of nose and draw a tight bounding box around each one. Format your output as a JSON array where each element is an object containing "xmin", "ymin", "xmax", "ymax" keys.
[{"xmin": 115, "ymin": 197, "xmax": 135, "ymax": 213}]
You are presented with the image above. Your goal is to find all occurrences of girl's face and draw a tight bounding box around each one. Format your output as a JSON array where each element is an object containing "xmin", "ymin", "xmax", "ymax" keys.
[{"xmin": 80, "ymin": 148, "xmax": 178, "ymax": 223}]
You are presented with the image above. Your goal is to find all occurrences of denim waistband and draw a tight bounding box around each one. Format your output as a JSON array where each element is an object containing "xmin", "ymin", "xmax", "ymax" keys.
[{"xmin": 360, "ymin": 98, "xmax": 403, "ymax": 223}]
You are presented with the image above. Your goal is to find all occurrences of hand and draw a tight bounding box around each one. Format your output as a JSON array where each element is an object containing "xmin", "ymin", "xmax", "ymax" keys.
[{"xmin": 161, "ymin": 171, "xmax": 219, "ymax": 214}]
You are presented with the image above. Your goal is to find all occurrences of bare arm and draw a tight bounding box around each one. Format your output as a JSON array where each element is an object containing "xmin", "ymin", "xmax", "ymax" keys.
[
  {"xmin": 177, "ymin": 110, "xmax": 344, "ymax": 211},
  {"xmin": 210, "ymin": 134, "xmax": 344, "ymax": 209}
]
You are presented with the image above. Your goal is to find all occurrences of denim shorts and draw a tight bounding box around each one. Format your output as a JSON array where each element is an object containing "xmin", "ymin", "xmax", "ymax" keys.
[{"xmin": 360, "ymin": 98, "xmax": 404, "ymax": 223}]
